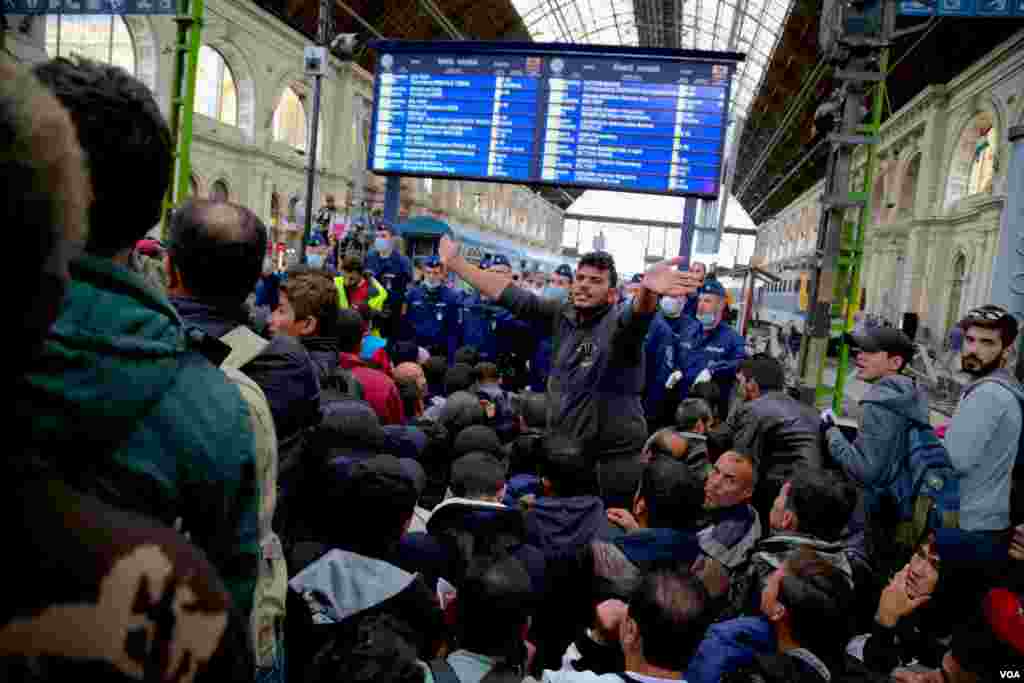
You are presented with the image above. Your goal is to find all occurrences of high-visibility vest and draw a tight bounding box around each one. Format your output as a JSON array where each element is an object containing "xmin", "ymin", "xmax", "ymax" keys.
[{"xmin": 335, "ymin": 275, "xmax": 389, "ymax": 338}]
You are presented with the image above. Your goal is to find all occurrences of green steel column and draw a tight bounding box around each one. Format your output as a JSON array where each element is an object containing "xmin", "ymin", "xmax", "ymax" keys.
[
  {"xmin": 832, "ymin": 46, "xmax": 890, "ymax": 414},
  {"xmin": 176, "ymin": 0, "xmax": 203, "ymax": 204},
  {"xmin": 160, "ymin": 0, "xmax": 203, "ymax": 240}
]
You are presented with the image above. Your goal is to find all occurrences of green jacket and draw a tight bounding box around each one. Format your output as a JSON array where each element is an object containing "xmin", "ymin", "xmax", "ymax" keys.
[{"xmin": 17, "ymin": 255, "xmax": 260, "ymax": 619}]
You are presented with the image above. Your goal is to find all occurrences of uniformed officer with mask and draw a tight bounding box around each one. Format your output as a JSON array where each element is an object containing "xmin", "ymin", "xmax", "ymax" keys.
[
  {"xmin": 405, "ymin": 255, "xmax": 462, "ymax": 363},
  {"xmin": 461, "ymin": 255, "xmax": 511, "ymax": 363},
  {"xmin": 669, "ymin": 277, "xmax": 747, "ymax": 419},
  {"xmin": 643, "ymin": 290, "xmax": 698, "ymax": 429},
  {"xmin": 364, "ymin": 222, "xmax": 413, "ymax": 346}
]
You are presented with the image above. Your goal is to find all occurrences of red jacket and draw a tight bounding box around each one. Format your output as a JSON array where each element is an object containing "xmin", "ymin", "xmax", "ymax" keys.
[{"xmin": 339, "ymin": 352, "xmax": 405, "ymax": 426}]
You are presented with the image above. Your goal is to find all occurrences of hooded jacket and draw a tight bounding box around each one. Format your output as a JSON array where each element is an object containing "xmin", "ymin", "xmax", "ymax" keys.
[
  {"xmin": 725, "ymin": 532, "xmax": 854, "ymax": 620},
  {"xmin": 286, "ymin": 548, "xmax": 444, "ymax": 683},
  {"xmin": 523, "ymin": 495, "xmax": 618, "ymax": 559},
  {"xmin": 18, "ymin": 255, "xmax": 260, "ymax": 619},
  {"xmin": 945, "ymin": 368, "xmax": 1024, "ymax": 531},
  {"xmin": 825, "ymin": 374, "xmax": 930, "ymax": 489},
  {"xmin": 301, "ymin": 335, "xmax": 364, "ymax": 401}
]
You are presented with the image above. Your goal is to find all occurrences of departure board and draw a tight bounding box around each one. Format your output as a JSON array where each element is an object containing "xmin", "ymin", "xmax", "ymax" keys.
[{"xmin": 367, "ymin": 41, "xmax": 743, "ymax": 199}]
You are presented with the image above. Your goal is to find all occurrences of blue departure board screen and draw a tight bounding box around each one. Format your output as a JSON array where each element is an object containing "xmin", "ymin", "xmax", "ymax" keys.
[{"xmin": 367, "ymin": 41, "xmax": 743, "ymax": 199}]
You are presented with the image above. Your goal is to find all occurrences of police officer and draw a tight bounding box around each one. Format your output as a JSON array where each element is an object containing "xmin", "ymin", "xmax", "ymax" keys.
[
  {"xmin": 485, "ymin": 255, "xmax": 532, "ymax": 391},
  {"xmin": 643, "ymin": 290, "xmax": 693, "ymax": 430},
  {"xmin": 364, "ymin": 222, "xmax": 413, "ymax": 347},
  {"xmin": 461, "ymin": 258, "xmax": 509, "ymax": 363},
  {"xmin": 529, "ymin": 263, "xmax": 574, "ymax": 392},
  {"xmin": 405, "ymin": 255, "xmax": 462, "ymax": 363},
  {"xmin": 672, "ymin": 277, "xmax": 747, "ymax": 420}
]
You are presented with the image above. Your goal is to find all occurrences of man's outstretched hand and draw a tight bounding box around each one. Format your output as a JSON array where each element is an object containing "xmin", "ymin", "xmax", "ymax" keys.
[
  {"xmin": 438, "ymin": 234, "xmax": 459, "ymax": 267},
  {"xmin": 643, "ymin": 257, "xmax": 701, "ymax": 297}
]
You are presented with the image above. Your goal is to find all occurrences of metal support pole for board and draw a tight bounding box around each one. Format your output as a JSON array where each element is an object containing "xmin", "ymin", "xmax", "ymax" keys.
[
  {"xmin": 299, "ymin": 0, "xmax": 330, "ymax": 265},
  {"xmin": 989, "ymin": 125, "xmax": 1024, "ymax": 381},
  {"xmin": 160, "ymin": 0, "xmax": 203, "ymax": 240},
  {"xmin": 833, "ymin": 30, "xmax": 890, "ymax": 413},
  {"xmin": 383, "ymin": 175, "xmax": 401, "ymax": 226},
  {"xmin": 678, "ymin": 197, "xmax": 698, "ymax": 269}
]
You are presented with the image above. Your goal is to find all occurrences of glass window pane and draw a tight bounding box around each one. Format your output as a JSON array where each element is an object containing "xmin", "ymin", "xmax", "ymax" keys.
[{"xmin": 195, "ymin": 45, "xmax": 238, "ymax": 127}]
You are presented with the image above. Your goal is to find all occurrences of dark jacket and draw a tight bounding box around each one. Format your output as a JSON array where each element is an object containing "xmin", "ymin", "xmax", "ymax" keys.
[
  {"xmin": 523, "ymin": 495, "xmax": 618, "ymax": 559},
  {"xmin": 644, "ymin": 313, "xmax": 688, "ymax": 426},
  {"xmin": 687, "ymin": 616, "xmax": 775, "ymax": 683},
  {"xmin": 612, "ymin": 527, "xmax": 702, "ymax": 571},
  {"xmin": 19, "ymin": 256, "xmax": 260, "ymax": 619},
  {"xmin": 171, "ymin": 296, "xmax": 322, "ymax": 442},
  {"xmin": 499, "ymin": 287, "xmax": 653, "ymax": 461},
  {"xmin": 712, "ymin": 390, "xmax": 823, "ymax": 488},
  {"xmin": 301, "ymin": 335, "xmax": 364, "ymax": 401},
  {"xmin": 286, "ymin": 548, "xmax": 444, "ymax": 683},
  {"xmin": 725, "ymin": 532, "xmax": 854, "ymax": 621}
]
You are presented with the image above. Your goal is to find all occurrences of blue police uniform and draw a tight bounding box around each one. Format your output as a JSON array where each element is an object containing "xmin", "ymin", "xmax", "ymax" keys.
[
  {"xmin": 528, "ymin": 263, "xmax": 574, "ymax": 392},
  {"xmin": 461, "ymin": 291, "xmax": 508, "ymax": 362},
  {"xmin": 406, "ymin": 257, "xmax": 462, "ymax": 363},
  {"xmin": 675, "ymin": 279, "xmax": 747, "ymax": 413},
  {"xmin": 643, "ymin": 312, "xmax": 690, "ymax": 427}
]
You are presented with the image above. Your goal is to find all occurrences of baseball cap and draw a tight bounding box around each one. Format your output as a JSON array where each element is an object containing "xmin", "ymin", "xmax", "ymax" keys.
[
  {"xmin": 450, "ymin": 451, "xmax": 507, "ymax": 498},
  {"xmin": 423, "ymin": 255, "xmax": 441, "ymax": 268},
  {"xmin": 630, "ymin": 273, "xmax": 644, "ymax": 284},
  {"xmin": 844, "ymin": 327, "xmax": 916, "ymax": 366},
  {"xmin": 479, "ymin": 255, "xmax": 493, "ymax": 270},
  {"xmin": 490, "ymin": 254, "xmax": 511, "ymax": 269},
  {"xmin": 555, "ymin": 264, "xmax": 574, "ymax": 279}
]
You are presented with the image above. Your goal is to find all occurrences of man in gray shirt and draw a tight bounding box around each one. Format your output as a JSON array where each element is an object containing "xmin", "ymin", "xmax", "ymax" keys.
[{"xmin": 439, "ymin": 235, "xmax": 697, "ymax": 502}]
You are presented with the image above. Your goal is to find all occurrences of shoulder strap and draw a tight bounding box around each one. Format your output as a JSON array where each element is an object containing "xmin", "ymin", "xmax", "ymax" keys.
[
  {"xmin": 428, "ymin": 658, "xmax": 460, "ymax": 683},
  {"xmin": 219, "ymin": 325, "xmax": 271, "ymax": 371}
]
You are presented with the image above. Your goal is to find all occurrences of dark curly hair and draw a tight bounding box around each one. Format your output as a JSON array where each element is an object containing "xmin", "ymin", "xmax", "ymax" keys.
[
  {"xmin": 578, "ymin": 250, "xmax": 618, "ymax": 287},
  {"xmin": 33, "ymin": 57, "xmax": 172, "ymax": 256}
]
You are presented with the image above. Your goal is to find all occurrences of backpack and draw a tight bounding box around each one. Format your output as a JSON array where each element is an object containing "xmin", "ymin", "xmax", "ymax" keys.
[
  {"xmin": 878, "ymin": 412, "xmax": 959, "ymax": 550},
  {"xmin": 218, "ymin": 326, "xmax": 289, "ymax": 671}
]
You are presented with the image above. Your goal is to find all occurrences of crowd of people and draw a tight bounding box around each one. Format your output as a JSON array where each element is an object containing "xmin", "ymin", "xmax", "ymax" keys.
[{"xmin": 5, "ymin": 54, "xmax": 1023, "ymax": 683}]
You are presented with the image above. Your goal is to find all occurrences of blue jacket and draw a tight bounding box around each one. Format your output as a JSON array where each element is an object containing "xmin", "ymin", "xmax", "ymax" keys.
[
  {"xmin": 686, "ymin": 616, "xmax": 776, "ymax": 683},
  {"xmin": 405, "ymin": 284, "xmax": 463, "ymax": 363},
  {"xmin": 677, "ymin": 318, "xmax": 747, "ymax": 403},
  {"xmin": 530, "ymin": 334, "xmax": 554, "ymax": 392},
  {"xmin": 644, "ymin": 313, "xmax": 688, "ymax": 421},
  {"xmin": 364, "ymin": 249, "xmax": 413, "ymax": 304},
  {"xmin": 460, "ymin": 294, "xmax": 509, "ymax": 361}
]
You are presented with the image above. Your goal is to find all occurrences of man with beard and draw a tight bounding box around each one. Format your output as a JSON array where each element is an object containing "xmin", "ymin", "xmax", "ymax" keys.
[
  {"xmin": 438, "ymin": 235, "xmax": 699, "ymax": 495},
  {"xmin": 944, "ymin": 305, "xmax": 1023, "ymax": 540}
]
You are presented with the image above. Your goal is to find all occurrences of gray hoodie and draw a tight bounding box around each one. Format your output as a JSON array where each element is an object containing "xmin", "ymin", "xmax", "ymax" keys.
[
  {"xmin": 944, "ymin": 368, "xmax": 1024, "ymax": 531},
  {"xmin": 826, "ymin": 374, "xmax": 930, "ymax": 488}
]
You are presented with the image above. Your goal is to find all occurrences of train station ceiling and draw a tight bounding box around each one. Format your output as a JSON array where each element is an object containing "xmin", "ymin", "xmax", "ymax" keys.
[{"xmin": 254, "ymin": 0, "xmax": 1024, "ymax": 220}]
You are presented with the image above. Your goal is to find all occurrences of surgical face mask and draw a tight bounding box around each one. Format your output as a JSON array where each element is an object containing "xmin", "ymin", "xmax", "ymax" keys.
[
  {"xmin": 543, "ymin": 285, "xmax": 568, "ymax": 302},
  {"xmin": 307, "ymin": 253, "xmax": 325, "ymax": 269},
  {"xmin": 374, "ymin": 237, "xmax": 392, "ymax": 254},
  {"xmin": 697, "ymin": 310, "xmax": 717, "ymax": 328},
  {"xmin": 660, "ymin": 296, "xmax": 684, "ymax": 317}
]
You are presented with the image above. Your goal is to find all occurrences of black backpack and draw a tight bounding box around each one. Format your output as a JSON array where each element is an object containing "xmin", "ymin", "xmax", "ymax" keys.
[{"xmin": 305, "ymin": 614, "xmax": 424, "ymax": 683}]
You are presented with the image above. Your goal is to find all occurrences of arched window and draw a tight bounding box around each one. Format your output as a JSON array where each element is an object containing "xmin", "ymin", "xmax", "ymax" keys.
[
  {"xmin": 46, "ymin": 15, "xmax": 135, "ymax": 75},
  {"xmin": 211, "ymin": 179, "xmax": 229, "ymax": 202},
  {"xmin": 195, "ymin": 46, "xmax": 238, "ymax": 126},
  {"xmin": 899, "ymin": 156, "xmax": 920, "ymax": 219},
  {"xmin": 967, "ymin": 126, "xmax": 996, "ymax": 196},
  {"xmin": 945, "ymin": 112, "xmax": 996, "ymax": 208},
  {"xmin": 273, "ymin": 86, "xmax": 307, "ymax": 151}
]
